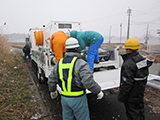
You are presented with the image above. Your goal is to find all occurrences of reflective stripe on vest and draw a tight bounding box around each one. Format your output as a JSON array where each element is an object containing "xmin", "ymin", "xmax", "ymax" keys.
[
  {"xmin": 134, "ymin": 76, "xmax": 147, "ymax": 81},
  {"xmin": 59, "ymin": 57, "xmax": 85, "ymax": 96}
]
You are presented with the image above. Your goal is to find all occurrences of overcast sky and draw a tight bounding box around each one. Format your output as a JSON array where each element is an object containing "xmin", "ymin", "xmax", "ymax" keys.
[{"xmin": 0, "ymin": 0, "xmax": 160, "ymax": 38}]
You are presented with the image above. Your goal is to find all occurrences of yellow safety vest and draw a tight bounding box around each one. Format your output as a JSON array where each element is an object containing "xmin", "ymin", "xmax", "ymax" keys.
[{"xmin": 58, "ymin": 57, "xmax": 85, "ymax": 97}]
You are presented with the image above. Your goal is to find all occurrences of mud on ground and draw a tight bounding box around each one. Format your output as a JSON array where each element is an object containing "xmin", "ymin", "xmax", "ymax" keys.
[{"xmin": 144, "ymin": 86, "xmax": 160, "ymax": 114}]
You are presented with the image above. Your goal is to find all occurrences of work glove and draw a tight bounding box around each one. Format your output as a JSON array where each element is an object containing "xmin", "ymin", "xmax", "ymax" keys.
[
  {"xmin": 50, "ymin": 91, "xmax": 58, "ymax": 99},
  {"xmin": 97, "ymin": 91, "xmax": 104, "ymax": 99}
]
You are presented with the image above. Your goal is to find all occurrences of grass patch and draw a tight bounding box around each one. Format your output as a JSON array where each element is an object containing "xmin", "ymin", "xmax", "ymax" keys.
[
  {"xmin": 0, "ymin": 35, "xmax": 16, "ymax": 66},
  {"xmin": 0, "ymin": 35, "xmax": 42, "ymax": 119}
]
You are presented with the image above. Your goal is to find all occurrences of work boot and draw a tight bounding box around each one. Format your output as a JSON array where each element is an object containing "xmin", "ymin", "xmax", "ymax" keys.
[{"xmin": 94, "ymin": 61, "xmax": 99, "ymax": 64}]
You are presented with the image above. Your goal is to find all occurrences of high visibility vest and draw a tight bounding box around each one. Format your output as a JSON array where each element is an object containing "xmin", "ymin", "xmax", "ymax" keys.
[{"xmin": 57, "ymin": 56, "xmax": 86, "ymax": 97}]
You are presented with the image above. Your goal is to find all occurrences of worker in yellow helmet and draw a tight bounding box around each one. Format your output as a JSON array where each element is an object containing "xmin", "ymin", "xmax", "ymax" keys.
[
  {"xmin": 118, "ymin": 38, "xmax": 154, "ymax": 120},
  {"xmin": 50, "ymin": 31, "xmax": 69, "ymax": 63}
]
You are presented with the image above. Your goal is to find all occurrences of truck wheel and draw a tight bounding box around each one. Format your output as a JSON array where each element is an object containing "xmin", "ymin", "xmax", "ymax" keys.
[
  {"xmin": 36, "ymin": 69, "xmax": 42, "ymax": 84},
  {"xmin": 40, "ymin": 70, "xmax": 48, "ymax": 85},
  {"xmin": 31, "ymin": 60, "xmax": 37, "ymax": 73},
  {"xmin": 40, "ymin": 73, "xmax": 45, "ymax": 84}
]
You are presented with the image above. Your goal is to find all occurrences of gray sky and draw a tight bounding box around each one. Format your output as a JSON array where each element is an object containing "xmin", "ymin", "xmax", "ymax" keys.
[{"xmin": 0, "ymin": 0, "xmax": 160, "ymax": 38}]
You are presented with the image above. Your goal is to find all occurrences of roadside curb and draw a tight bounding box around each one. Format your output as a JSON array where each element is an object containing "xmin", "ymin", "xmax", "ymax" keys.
[{"xmin": 25, "ymin": 63, "xmax": 51, "ymax": 120}]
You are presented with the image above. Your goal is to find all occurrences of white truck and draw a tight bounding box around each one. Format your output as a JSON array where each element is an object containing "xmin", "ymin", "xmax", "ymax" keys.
[
  {"xmin": 29, "ymin": 20, "xmax": 160, "ymax": 93},
  {"xmin": 30, "ymin": 21, "xmax": 82, "ymax": 84}
]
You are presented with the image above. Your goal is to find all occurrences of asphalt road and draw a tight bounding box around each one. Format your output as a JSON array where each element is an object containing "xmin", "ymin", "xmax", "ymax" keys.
[
  {"xmin": 26, "ymin": 61, "xmax": 160, "ymax": 120},
  {"xmin": 14, "ymin": 48, "xmax": 160, "ymax": 120}
]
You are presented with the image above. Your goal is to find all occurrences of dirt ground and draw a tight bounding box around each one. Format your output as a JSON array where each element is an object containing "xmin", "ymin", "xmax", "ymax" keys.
[{"xmin": 144, "ymin": 86, "xmax": 160, "ymax": 114}]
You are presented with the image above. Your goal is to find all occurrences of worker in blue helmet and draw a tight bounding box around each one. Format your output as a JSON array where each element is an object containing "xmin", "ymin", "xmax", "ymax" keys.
[{"xmin": 70, "ymin": 30, "xmax": 104, "ymax": 72}]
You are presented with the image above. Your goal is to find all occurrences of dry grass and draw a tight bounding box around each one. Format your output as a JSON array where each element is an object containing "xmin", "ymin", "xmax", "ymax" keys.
[
  {"xmin": 10, "ymin": 42, "xmax": 25, "ymax": 49},
  {"xmin": 0, "ymin": 35, "xmax": 42, "ymax": 119},
  {"xmin": 0, "ymin": 35, "xmax": 17, "ymax": 66}
]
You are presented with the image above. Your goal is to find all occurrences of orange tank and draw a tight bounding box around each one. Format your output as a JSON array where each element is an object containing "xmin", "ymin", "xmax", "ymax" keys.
[{"xmin": 35, "ymin": 30, "xmax": 43, "ymax": 46}]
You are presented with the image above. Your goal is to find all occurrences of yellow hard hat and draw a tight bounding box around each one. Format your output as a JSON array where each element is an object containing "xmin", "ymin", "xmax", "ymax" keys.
[{"xmin": 123, "ymin": 38, "xmax": 140, "ymax": 50}]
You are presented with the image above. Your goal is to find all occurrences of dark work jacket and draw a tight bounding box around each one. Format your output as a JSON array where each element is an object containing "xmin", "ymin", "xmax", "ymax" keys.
[
  {"xmin": 118, "ymin": 51, "xmax": 153, "ymax": 103},
  {"xmin": 23, "ymin": 45, "xmax": 30, "ymax": 55}
]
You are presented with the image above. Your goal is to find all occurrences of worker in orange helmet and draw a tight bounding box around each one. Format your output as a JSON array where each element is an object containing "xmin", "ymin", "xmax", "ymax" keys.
[{"xmin": 50, "ymin": 31, "xmax": 69, "ymax": 63}]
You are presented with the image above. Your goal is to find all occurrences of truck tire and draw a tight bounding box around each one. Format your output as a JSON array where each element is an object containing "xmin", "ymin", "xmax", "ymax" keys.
[
  {"xmin": 40, "ymin": 70, "xmax": 48, "ymax": 85},
  {"xmin": 31, "ymin": 59, "xmax": 37, "ymax": 73},
  {"xmin": 37, "ymin": 68, "xmax": 42, "ymax": 84},
  {"xmin": 31, "ymin": 59, "xmax": 42, "ymax": 83}
]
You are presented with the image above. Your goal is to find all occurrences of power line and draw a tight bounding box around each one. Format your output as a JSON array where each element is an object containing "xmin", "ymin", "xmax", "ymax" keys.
[
  {"xmin": 134, "ymin": 0, "xmax": 160, "ymax": 16},
  {"xmin": 132, "ymin": 15, "xmax": 160, "ymax": 26},
  {"xmin": 82, "ymin": 11, "xmax": 125, "ymax": 24},
  {"xmin": 149, "ymin": 16, "xmax": 160, "ymax": 23},
  {"xmin": 144, "ymin": 1, "xmax": 160, "ymax": 13}
]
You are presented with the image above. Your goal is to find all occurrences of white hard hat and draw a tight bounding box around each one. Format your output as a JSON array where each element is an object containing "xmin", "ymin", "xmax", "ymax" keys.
[{"xmin": 66, "ymin": 37, "xmax": 79, "ymax": 49}]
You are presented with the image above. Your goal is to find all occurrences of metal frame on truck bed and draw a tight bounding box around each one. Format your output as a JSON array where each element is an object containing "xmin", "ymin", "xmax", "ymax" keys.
[{"xmin": 29, "ymin": 20, "xmax": 160, "ymax": 94}]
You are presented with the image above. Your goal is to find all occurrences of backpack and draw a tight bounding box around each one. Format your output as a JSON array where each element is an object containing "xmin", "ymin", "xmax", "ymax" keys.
[
  {"xmin": 23, "ymin": 45, "xmax": 30, "ymax": 53},
  {"xmin": 23, "ymin": 46, "xmax": 27, "ymax": 53}
]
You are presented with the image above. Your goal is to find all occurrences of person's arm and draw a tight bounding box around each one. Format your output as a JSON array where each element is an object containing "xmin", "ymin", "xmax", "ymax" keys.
[
  {"xmin": 78, "ymin": 59, "xmax": 104, "ymax": 99},
  {"xmin": 78, "ymin": 38, "xmax": 86, "ymax": 51},
  {"xmin": 50, "ymin": 34, "xmax": 55, "ymax": 52},
  {"xmin": 48, "ymin": 68, "xmax": 57, "ymax": 92},
  {"xmin": 118, "ymin": 64, "xmax": 135, "ymax": 102},
  {"xmin": 62, "ymin": 34, "xmax": 69, "ymax": 53},
  {"xmin": 22, "ymin": 46, "xmax": 26, "ymax": 53},
  {"xmin": 77, "ymin": 59, "xmax": 101, "ymax": 94},
  {"xmin": 63, "ymin": 40, "xmax": 67, "ymax": 53},
  {"xmin": 48, "ymin": 65, "xmax": 58, "ymax": 97}
]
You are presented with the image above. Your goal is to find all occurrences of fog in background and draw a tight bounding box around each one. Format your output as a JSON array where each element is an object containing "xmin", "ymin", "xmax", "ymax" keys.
[{"xmin": 1, "ymin": 0, "xmax": 160, "ymax": 44}]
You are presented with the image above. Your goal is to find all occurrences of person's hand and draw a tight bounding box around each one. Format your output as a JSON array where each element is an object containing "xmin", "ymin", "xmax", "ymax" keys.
[
  {"xmin": 50, "ymin": 91, "xmax": 58, "ymax": 99},
  {"xmin": 97, "ymin": 91, "xmax": 104, "ymax": 99}
]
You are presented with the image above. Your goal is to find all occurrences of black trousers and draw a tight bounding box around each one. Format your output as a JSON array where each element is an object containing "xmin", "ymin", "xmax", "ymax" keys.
[{"xmin": 124, "ymin": 101, "xmax": 145, "ymax": 120}]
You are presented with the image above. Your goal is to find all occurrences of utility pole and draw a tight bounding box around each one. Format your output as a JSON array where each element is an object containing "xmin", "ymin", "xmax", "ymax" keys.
[
  {"xmin": 157, "ymin": 29, "xmax": 160, "ymax": 43},
  {"xmin": 109, "ymin": 25, "xmax": 112, "ymax": 43},
  {"xmin": 144, "ymin": 24, "xmax": 149, "ymax": 45},
  {"xmin": 127, "ymin": 7, "xmax": 132, "ymax": 40},
  {"xmin": 120, "ymin": 23, "xmax": 122, "ymax": 43},
  {"xmin": 1, "ymin": 22, "xmax": 6, "ymax": 35}
]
